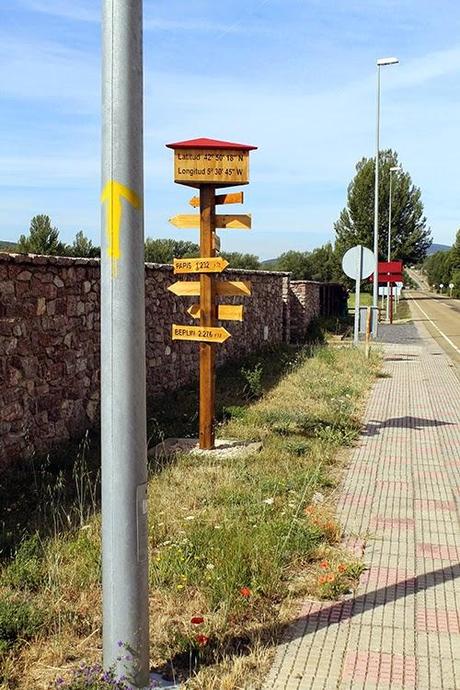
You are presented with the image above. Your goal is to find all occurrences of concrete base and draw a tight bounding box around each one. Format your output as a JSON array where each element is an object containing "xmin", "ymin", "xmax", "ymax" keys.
[{"xmin": 149, "ymin": 437, "xmax": 262, "ymax": 461}]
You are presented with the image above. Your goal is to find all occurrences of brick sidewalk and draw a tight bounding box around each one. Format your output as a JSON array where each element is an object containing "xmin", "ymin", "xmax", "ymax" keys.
[{"xmin": 263, "ymin": 321, "xmax": 460, "ymax": 690}]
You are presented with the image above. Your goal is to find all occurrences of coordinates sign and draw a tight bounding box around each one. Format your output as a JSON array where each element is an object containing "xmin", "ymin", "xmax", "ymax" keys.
[{"xmin": 174, "ymin": 149, "xmax": 249, "ymax": 186}]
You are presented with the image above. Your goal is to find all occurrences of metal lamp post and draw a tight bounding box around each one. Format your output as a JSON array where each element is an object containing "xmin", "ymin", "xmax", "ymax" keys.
[
  {"xmin": 386, "ymin": 165, "xmax": 402, "ymax": 320},
  {"xmin": 372, "ymin": 56, "xmax": 399, "ymax": 335}
]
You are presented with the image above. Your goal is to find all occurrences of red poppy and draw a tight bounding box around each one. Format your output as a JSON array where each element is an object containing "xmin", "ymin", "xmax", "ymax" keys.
[
  {"xmin": 319, "ymin": 560, "xmax": 329, "ymax": 570},
  {"xmin": 240, "ymin": 586, "xmax": 252, "ymax": 598},
  {"xmin": 196, "ymin": 634, "xmax": 209, "ymax": 647},
  {"xmin": 191, "ymin": 616, "xmax": 204, "ymax": 625}
]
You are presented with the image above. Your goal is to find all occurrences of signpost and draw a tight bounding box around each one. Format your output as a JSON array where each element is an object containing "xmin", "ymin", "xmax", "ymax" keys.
[
  {"xmin": 166, "ymin": 137, "xmax": 257, "ymax": 449},
  {"xmin": 440, "ymin": 283, "xmax": 444, "ymax": 293},
  {"xmin": 342, "ymin": 245, "xmax": 375, "ymax": 345},
  {"xmin": 449, "ymin": 282, "xmax": 454, "ymax": 297}
]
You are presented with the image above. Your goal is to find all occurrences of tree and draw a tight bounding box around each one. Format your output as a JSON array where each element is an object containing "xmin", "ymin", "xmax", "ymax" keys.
[
  {"xmin": 17, "ymin": 215, "xmax": 67, "ymax": 255},
  {"xmin": 334, "ymin": 150, "xmax": 432, "ymax": 265},
  {"xmin": 68, "ymin": 230, "xmax": 100, "ymax": 258},
  {"xmin": 272, "ymin": 244, "xmax": 341, "ymax": 281},
  {"xmin": 144, "ymin": 238, "xmax": 199, "ymax": 263},
  {"xmin": 275, "ymin": 250, "xmax": 313, "ymax": 279},
  {"xmin": 221, "ymin": 252, "xmax": 260, "ymax": 270}
]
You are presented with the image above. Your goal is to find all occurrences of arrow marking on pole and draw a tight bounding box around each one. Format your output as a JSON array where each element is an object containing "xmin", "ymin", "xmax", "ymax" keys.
[
  {"xmin": 101, "ymin": 180, "xmax": 141, "ymax": 276},
  {"xmin": 172, "ymin": 324, "xmax": 231, "ymax": 344},
  {"xmin": 173, "ymin": 257, "xmax": 229, "ymax": 274},
  {"xmin": 169, "ymin": 214, "xmax": 251, "ymax": 230}
]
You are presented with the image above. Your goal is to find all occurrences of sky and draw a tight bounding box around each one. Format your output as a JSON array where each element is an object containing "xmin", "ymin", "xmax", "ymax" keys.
[{"xmin": 1, "ymin": 0, "xmax": 459, "ymax": 259}]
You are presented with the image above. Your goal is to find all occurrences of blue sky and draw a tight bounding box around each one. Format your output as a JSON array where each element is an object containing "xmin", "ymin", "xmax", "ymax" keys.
[{"xmin": 1, "ymin": 0, "xmax": 459, "ymax": 259}]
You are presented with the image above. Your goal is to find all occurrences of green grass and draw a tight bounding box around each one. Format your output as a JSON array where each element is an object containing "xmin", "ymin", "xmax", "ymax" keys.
[
  {"xmin": 0, "ymin": 343, "xmax": 380, "ymax": 689},
  {"xmin": 347, "ymin": 292, "xmax": 373, "ymax": 309}
]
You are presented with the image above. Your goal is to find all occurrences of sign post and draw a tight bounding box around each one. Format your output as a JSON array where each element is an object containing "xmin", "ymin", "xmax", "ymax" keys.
[
  {"xmin": 100, "ymin": 0, "xmax": 149, "ymax": 686},
  {"xmin": 166, "ymin": 138, "xmax": 257, "ymax": 449},
  {"xmin": 449, "ymin": 282, "xmax": 454, "ymax": 297},
  {"xmin": 342, "ymin": 245, "xmax": 375, "ymax": 345}
]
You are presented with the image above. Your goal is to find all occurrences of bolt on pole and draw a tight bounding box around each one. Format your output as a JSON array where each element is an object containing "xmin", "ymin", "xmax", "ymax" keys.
[{"xmin": 101, "ymin": 1, "xmax": 149, "ymax": 687}]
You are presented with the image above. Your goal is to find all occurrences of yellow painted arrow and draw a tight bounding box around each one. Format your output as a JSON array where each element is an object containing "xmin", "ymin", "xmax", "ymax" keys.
[
  {"xmin": 172, "ymin": 324, "xmax": 231, "ymax": 344},
  {"xmin": 101, "ymin": 180, "xmax": 141, "ymax": 276},
  {"xmin": 168, "ymin": 280, "xmax": 252, "ymax": 297},
  {"xmin": 188, "ymin": 192, "xmax": 244, "ymax": 208},
  {"xmin": 169, "ymin": 214, "xmax": 251, "ymax": 230},
  {"xmin": 173, "ymin": 256, "xmax": 229, "ymax": 274},
  {"xmin": 187, "ymin": 304, "xmax": 244, "ymax": 321}
]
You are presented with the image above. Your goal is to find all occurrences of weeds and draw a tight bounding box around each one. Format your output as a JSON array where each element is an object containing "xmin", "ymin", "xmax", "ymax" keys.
[
  {"xmin": 240, "ymin": 362, "xmax": 264, "ymax": 400},
  {"xmin": 0, "ymin": 343, "xmax": 379, "ymax": 689}
]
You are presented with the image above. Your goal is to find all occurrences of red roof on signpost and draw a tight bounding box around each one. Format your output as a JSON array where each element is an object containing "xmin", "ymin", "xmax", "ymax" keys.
[{"xmin": 166, "ymin": 137, "xmax": 257, "ymax": 151}]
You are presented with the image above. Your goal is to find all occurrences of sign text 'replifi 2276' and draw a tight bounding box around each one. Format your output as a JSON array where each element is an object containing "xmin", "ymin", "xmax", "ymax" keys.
[{"xmin": 174, "ymin": 149, "xmax": 249, "ymax": 186}]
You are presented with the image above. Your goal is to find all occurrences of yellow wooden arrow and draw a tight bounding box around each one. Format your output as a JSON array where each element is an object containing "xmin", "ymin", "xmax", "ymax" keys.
[
  {"xmin": 187, "ymin": 304, "xmax": 244, "ymax": 321},
  {"xmin": 101, "ymin": 180, "xmax": 141, "ymax": 276},
  {"xmin": 169, "ymin": 214, "xmax": 251, "ymax": 230},
  {"xmin": 172, "ymin": 324, "xmax": 231, "ymax": 344},
  {"xmin": 168, "ymin": 279, "xmax": 251, "ymax": 297},
  {"xmin": 188, "ymin": 192, "xmax": 244, "ymax": 208},
  {"xmin": 168, "ymin": 281, "xmax": 200, "ymax": 296},
  {"xmin": 217, "ymin": 280, "xmax": 252, "ymax": 296},
  {"xmin": 173, "ymin": 256, "xmax": 229, "ymax": 274}
]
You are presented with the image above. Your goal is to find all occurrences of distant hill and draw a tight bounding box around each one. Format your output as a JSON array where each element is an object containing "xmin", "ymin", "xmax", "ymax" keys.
[
  {"xmin": 260, "ymin": 258, "xmax": 279, "ymax": 269},
  {"xmin": 0, "ymin": 240, "xmax": 17, "ymax": 251},
  {"xmin": 427, "ymin": 243, "xmax": 451, "ymax": 255}
]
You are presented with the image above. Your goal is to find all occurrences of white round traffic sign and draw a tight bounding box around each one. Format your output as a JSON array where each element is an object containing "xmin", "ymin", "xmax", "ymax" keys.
[
  {"xmin": 440, "ymin": 283, "xmax": 444, "ymax": 288},
  {"xmin": 342, "ymin": 245, "xmax": 375, "ymax": 280},
  {"xmin": 449, "ymin": 283, "xmax": 454, "ymax": 289}
]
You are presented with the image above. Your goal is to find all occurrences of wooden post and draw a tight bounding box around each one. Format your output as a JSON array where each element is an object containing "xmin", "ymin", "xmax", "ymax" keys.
[
  {"xmin": 199, "ymin": 185, "xmax": 216, "ymax": 449},
  {"xmin": 365, "ymin": 306, "xmax": 372, "ymax": 359}
]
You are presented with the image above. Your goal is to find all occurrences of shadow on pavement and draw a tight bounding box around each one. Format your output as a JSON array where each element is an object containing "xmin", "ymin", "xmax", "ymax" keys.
[
  {"xmin": 275, "ymin": 563, "xmax": 460, "ymax": 644},
  {"xmin": 362, "ymin": 416, "xmax": 455, "ymax": 437}
]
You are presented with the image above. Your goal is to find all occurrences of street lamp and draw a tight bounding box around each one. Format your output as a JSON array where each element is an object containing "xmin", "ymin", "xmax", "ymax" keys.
[
  {"xmin": 386, "ymin": 165, "xmax": 402, "ymax": 320},
  {"xmin": 372, "ymin": 56, "xmax": 399, "ymax": 334}
]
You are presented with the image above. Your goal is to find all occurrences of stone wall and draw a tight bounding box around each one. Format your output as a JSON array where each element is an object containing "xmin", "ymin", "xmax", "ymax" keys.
[
  {"xmin": 289, "ymin": 281, "xmax": 321, "ymax": 342},
  {"xmin": 0, "ymin": 254, "xmax": 289, "ymax": 467}
]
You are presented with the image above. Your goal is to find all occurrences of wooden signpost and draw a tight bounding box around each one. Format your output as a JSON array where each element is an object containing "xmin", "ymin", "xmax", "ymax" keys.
[{"xmin": 165, "ymin": 137, "xmax": 257, "ymax": 449}]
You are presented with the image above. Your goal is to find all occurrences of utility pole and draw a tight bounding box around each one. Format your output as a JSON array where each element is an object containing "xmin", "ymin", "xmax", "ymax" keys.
[{"xmin": 101, "ymin": 1, "xmax": 149, "ymax": 687}]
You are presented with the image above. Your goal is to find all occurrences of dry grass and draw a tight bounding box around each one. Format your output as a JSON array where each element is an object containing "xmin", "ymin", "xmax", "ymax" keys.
[{"xmin": 0, "ymin": 343, "xmax": 379, "ymax": 689}]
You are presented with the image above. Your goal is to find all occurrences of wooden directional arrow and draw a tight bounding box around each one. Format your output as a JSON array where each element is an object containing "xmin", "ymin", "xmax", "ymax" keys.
[
  {"xmin": 189, "ymin": 192, "xmax": 244, "ymax": 208},
  {"xmin": 217, "ymin": 280, "xmax": 251, "ymax": 296},
  {"xmin": 169, "ymin": 214, "xmax": 251, "ymax": 230},
  {"xmin": 168, "ymin": 281, "xmax": 200, "ymax": 296},
  {"xmin": 173, "ymin": 256, "xmax": 229, "ymax": 274},
  {"xmin": 168, "ymin": 279, "xmax": 251, "ymax": 297},
  {"xmin": 172, "ymin": 324, "xmax": 231, "ymax": 344},
  {"xmin": 188, "ymin": 304, "xmax": 244, "ymax": 321}
]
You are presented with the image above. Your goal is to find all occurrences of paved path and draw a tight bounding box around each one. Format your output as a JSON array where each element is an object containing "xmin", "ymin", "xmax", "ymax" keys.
[{"xmin": 263, "ymin": 319, "xmax": 460, "ymax": 690}]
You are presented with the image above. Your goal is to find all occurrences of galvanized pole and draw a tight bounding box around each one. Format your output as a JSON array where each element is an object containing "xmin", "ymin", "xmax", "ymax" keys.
[
  {"xmin": 386, "ymin": 170, "xmax": 393, "ymax": 321},
  {"xmin": 101, "ymin": 1, "xmax": 149, "ymax": 688},
  {"xmin": 353, "ymin": 245, "xmax": 363, "ymax": 346},
  {"xmin": 372, "ymin": 65, "xmax": 381, "ymax": 336}
]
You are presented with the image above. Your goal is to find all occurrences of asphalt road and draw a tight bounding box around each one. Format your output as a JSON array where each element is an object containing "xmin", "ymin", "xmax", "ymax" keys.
[{"xmin": 405, "ymin": 288, "xmax": 460, "ymax": 369}]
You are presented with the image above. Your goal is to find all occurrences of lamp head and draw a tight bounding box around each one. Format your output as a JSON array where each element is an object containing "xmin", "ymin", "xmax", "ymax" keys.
[{"xmin": 377, "ymin": 57, "xmax": 399, "ymax": 66}]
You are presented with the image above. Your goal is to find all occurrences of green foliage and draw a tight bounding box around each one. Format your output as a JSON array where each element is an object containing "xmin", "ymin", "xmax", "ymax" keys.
[
  {"xmin": 334, "ymin": 150, "xmax": 432, "ymax": 264},
  {"xmin": 17, "ymin": 214, "xmax": 67, "ymax": 255},
  {"xmin": 144, "ymin": 238, "xmax": 199, "ymax": 263},
  {"xmin": 4, "ymin": 533, "xmax": 44, "ymax": 591},
  {"xmin": 273, "ymin": 243, "xmax": 341, "ymax": 281},
  {"xmin": 221, "ymin": 252, "xmax": 260, "ymax": 269},
  {"xmin": 240, "ymin": 362, "xmax": 264, "ymax": 400},
  {"xmin": 0, "ymin": 596, "xmax": 44, "ymax": 651},
  {"xmin": 68, "ymin": 231, "xmax": 100, "ymax": 258},
  {"xmin": 424, "ymin": 230, "xmax": 460, "ymax": 296}
]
